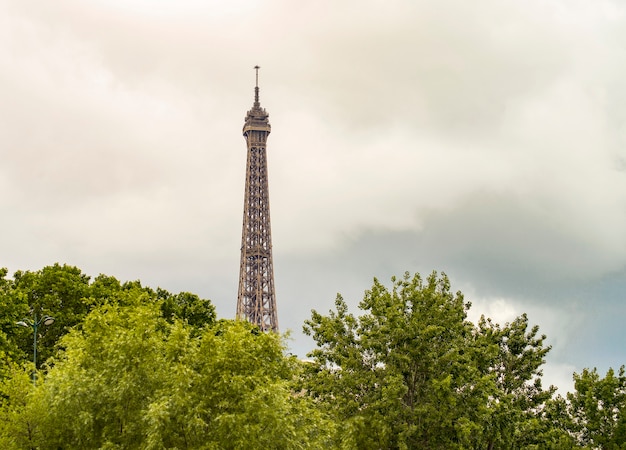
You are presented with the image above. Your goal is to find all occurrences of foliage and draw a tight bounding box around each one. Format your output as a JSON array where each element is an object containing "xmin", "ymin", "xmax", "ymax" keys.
[
  {"xmin": 565, "ymin": 366, "xmax": 626, "ymax": 449},
  {"xmin": 11, "ymin": 264, "xmax": 92, "ymax": 366},
  {"xmin": 472, "ymin": 313, "xmax": 555, "ymax": 448},
  {"xmin": 303, "ymin": 271, "xmax": 555, "ymax": 449},
  {"xmin": 0, "ymin": 362, "xmax": 42, "ymax": 450},
  {"xmin": 0, "ymin": 300, "xmax": 331, "ymax": 449},
  {"xmin": 158, "ymin": 288, "xmax": 216, "ymax": 331},
  {"xmin": 0, "ymin": 264, "xmax": 216, "ymax": 371},
  {"xmin": 1, "ymin": 265, "xmax": 625, "ymax": 449},
  {"xmin": 0, "ymin": 268, "xmax": 30, "ymax": 363}
]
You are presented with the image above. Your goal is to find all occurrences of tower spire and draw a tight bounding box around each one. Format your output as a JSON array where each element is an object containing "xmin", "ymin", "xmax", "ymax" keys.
[
  {"xmin": 237, "ymin": 66, "xmax": 278, "ymax": 332},
  {"xmin": 254, "ymin": 65, "xmax": 260, "ymax": 106}
]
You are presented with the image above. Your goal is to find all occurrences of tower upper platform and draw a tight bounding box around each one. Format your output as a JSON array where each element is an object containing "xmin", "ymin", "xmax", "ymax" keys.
[{"xmin": 243, "ymin": 66, "xmax": 271, "ymax": 136}]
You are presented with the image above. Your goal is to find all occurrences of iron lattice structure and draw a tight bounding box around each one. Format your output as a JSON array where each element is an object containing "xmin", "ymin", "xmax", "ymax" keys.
[{"xmin": 236, "ymin": 67, "xmax": 278, "ymax": 332}]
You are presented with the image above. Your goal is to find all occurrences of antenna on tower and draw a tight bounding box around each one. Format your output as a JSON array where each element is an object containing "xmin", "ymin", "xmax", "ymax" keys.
[{"xmin": 254, "ymin": 65, "xmax": 260, "ymax": 105}]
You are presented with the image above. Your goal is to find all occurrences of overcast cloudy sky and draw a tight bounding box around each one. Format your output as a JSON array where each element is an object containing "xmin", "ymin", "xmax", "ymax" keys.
[{"xmin": 2, "ymin": 0, "xmax": 625, "ymax": 393}]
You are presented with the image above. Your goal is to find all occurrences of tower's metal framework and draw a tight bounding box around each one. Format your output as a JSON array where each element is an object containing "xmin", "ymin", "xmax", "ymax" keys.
[{"xmin": 236, "ymin": 66, "xmax": 278, "ymax": 332}]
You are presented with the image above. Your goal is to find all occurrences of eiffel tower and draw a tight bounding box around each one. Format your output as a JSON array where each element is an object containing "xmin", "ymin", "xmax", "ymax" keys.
[{"xmin": 236, "ymin": 66, "xmax": 278, "ymax": 332}]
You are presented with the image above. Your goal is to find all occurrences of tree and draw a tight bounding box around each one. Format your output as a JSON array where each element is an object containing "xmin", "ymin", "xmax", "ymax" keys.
[
  {"xmin": 143, "ymin": 319, "xmax": 332, "ymax": 449},
  {"xmin": 11, "ymin": 264, "xmax": 91, "ymax": 366},
  {"xmin": 0, "ymin": 362, "xmax": 48, "ymax": 450},
  {"xmin": 0, "ymin": 264, "xmax": 217, "ymax": 374},
  {"xmin": 303, "ymin": 271, "xmax": 555, "ymax": 449},
  {"xmin": 473, "ymin": 314, "xmax": 555, "ymax": 449},
  {"xmin": 1, "ymin": 299, "xmax": 330, "ymax": 449},
  {"xmin": 157, "ymin": 288, "xmax": 216, "ymax": 331},
  {"xmin": 566, "ymin": 366, "xmax": 626, "ymax": 449}
]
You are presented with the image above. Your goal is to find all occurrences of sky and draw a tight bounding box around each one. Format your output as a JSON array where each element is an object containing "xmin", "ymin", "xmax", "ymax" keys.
[{"xmin": 1, "ymin": 0, "xmax": 625, "ymax": 394}]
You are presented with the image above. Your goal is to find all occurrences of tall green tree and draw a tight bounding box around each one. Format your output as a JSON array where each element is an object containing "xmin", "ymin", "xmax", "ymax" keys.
[
  {"xmin": 473, "ymin": 314, "xmax": 554, "ymax": 448},
  {"xmin": 565, "ymin": 366, "xmax": 626, "ymax": 449},
  {"xmin": 303, "ymin": 271, "xmax": 554, "ymax": 449}
]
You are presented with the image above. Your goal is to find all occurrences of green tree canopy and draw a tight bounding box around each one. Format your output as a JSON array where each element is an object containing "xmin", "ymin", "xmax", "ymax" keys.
[
  {"xmin": 564, "ymin": 366, "xmax": 626, "ymax": 449},
  {"xmin": 0, "ymin": 264, "xmax": 216, "ymax": 371},
  {"xmin": 303, "ymin": 271, "xmax": 554, "ymax": 449},
  {"xmin": 2, "ymin": 265, "xmax": 624, "ymax": 449},
  {"xmin": 1, "ymin": 300, "xmax": 331, "ymax": 449}
]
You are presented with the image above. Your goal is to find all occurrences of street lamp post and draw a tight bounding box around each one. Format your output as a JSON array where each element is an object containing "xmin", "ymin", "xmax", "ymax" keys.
[{"xmin": 17, "ymin": 313, "xmax": 54, "ymax": 384}]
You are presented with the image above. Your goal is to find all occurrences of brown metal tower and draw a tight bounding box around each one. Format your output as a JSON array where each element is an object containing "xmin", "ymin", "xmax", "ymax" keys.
[{"xmin": 236, "ymin": 66, "xmax": 279, "ymax": 332}]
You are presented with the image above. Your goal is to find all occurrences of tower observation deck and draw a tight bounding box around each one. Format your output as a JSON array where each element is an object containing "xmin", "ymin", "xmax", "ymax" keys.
[{"xmin": 236, "ymin": 66, "xmax": 278, "ymax": 332}]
